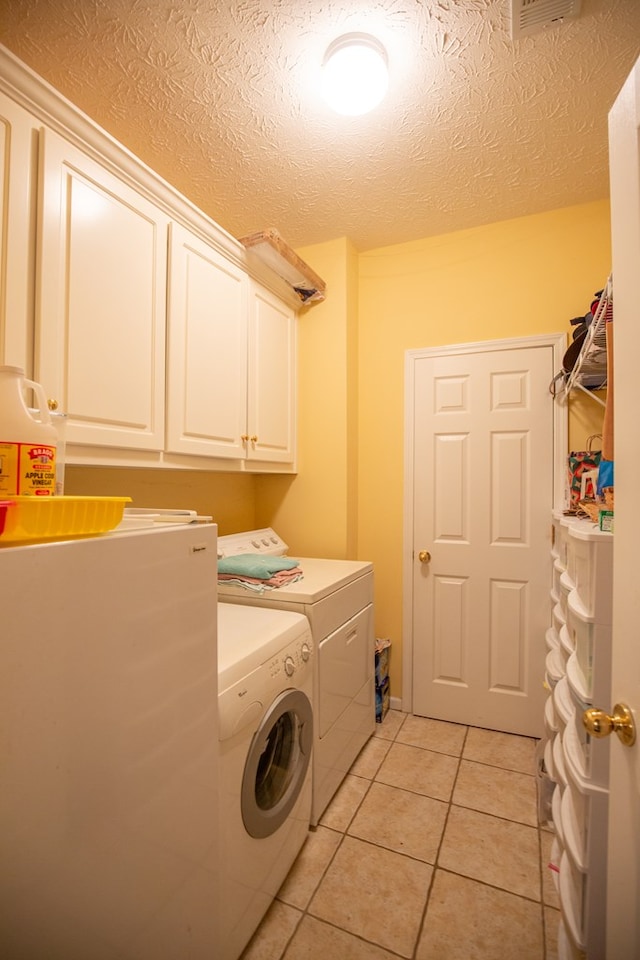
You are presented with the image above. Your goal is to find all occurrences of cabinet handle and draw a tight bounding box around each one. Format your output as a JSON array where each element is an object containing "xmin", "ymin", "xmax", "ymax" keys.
[
  {"xmin": 250, "ymin": 435, "xmax": 258, "ymax": 443},
  {"xmin": 48, "ymin": 399, "xmax": 59, "ymax": 411},
  {"xmin": 241, "ymin": 434, "xmax": 249, "ymax": 442}
]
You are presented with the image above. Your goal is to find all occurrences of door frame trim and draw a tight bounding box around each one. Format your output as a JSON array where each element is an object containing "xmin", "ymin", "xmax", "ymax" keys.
[{"xmin": 402, "ymin": 332, "xmax": 568, "ymax": 714}]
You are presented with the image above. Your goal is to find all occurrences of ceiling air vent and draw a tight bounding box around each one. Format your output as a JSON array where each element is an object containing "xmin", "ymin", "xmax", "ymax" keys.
[{"xmin": 510, "ymin": 0, "xmax": 582, "ymax": 39}]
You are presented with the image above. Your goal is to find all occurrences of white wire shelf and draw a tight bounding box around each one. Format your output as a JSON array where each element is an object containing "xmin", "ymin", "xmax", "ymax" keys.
[{"xmin": 562, "ymin": 276, "xmax": 612, "ymax": 408}]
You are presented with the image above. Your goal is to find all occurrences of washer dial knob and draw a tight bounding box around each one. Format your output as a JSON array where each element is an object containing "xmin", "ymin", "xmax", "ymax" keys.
[
  {"xmin": 284, "ymin": 655, "xmax": 295, "ymax": 677},
  {"xmin": 301, "ymin": 642, "xmax": 311, "ymax": 662}
]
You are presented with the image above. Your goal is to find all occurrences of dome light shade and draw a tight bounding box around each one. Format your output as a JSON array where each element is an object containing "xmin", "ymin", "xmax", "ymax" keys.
[{"xmin": 321, "ymin": 33, "xmax": 388, "ymax": 116}]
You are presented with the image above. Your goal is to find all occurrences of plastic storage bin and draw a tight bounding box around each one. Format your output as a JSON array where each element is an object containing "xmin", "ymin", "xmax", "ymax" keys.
[
  {"xmin": 535, "ymin": 739, "xmax": 554, "ymax": 826},
  {"xmin": 566, "ymin": 591, "xmax": 612, "ymax": 703},
  {"xmin": 557, "ymin": 516, "xmax": 575, "ymax": 570},
  {"xmin": 559, "ymin": 850, "xmax": 587, "ymax": 953},
  {"xmin": 563, "ymin": 701, "xmax": 610, "ymax": 789},
  {"xmin": 567, "ymin": 520, "xmax": 613, "ymax": 622},
  {"xmin": 0, "ymin": 496, "xmax": 131, "ymax": 543},
  {"xmin": 553, "ymin": 676, "xmax": 574, "ymax": 733},
  {"xmin": 0, "ymin": 500, "xmax": 13, "ymax": 534},
  {"xmin": 545, "ymin": 646, "xmax": 564, "ymax": 689},
  {"xmin": 559, "ymin": 569, "xmax": 574, "ymax": 620}
]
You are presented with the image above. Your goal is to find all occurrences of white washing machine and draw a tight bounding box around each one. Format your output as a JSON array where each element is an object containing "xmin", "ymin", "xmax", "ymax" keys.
[
  {"xmin": 217, "ymin": 528, "xmax": 375, "ymax": 826},
  {"xmin": 217, "ymin": 602, "xmax": 313, "ymax": 960}
]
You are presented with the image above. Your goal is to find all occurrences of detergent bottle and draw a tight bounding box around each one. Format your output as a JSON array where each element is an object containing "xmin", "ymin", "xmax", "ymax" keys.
[{"xmin": 0, "ymin": 366, "xmax": 57, "ymax": 496}]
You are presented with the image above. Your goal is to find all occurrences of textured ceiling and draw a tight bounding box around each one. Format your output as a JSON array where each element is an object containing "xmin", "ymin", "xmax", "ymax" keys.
[{"xmin": 1, "ymin": 0, "xmax": 640, "ymax": 251}]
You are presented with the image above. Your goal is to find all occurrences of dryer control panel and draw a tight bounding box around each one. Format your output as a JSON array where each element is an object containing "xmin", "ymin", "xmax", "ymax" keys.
[{"xmin": 218, "ymin": 528, "xmax": 288, "ymax": 558}]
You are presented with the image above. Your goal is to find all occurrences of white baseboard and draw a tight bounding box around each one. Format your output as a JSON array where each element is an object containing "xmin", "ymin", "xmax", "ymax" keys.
[{"xmin": 389, "ymin": 695, "xmax": 403, "ymax": 712}]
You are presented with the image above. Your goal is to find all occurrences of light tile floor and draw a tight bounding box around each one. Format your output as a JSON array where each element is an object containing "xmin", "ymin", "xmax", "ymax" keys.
[{"xmin": 240, "ymin": 711, "xmax": 560, "ymax": 960}]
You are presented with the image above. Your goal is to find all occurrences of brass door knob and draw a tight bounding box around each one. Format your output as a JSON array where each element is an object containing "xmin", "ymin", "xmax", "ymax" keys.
[
  {"xmin": 583, "ymin": 703, "xmax": 636, "ymax": 747},
  {"xmin": 418, "ymin": 550, "xmax": 431, "ymax": 564},
  {"xmin": 250, "ymin": 435, "xmax": 258, "ymax": 443}
]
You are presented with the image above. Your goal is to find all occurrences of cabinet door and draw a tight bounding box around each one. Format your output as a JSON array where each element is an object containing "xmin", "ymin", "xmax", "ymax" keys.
[
  {"xmin": 36, "ymin": 127, "xmax": 169, "ymax": 450},
  {"xmin": 0, "ymin": 93, "xmax": 37, "ymax": 372},
  {"xmin": 246, "ymin": 281, "xmax": 296, "ymax": 464},
  {"xmin": 166, "ymin": 222, "xmax": 248, "ymax": 458}
]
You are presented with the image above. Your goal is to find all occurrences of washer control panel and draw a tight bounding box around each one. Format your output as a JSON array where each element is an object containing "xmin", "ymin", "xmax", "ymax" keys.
[
  {"xmin": 268, "ymin": 633, "xmax": 314, "ymax": 681},
  {"xmin": 219, "ymin": 628, "xmax": 313, "ymax": 742}
]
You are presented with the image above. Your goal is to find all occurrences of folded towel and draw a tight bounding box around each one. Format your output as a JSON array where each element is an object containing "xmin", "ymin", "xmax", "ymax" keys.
[
  {"xmin": 217, "ymin": 576, "xmax": 274, "ymax": 593},
  {"xmin": 267, "ymin": 568, "xmax": 302, "ymax": 586},
  {"xmin": 218, "ymin": 567, "xmax": 304, "ymax": 593},
  {"xmin": 218, "ymin": 553, "xmax": 300, "ymax": 580},
  {"xmin": 219, "ymin": 567, "xmax": 301, "ymax": 585}
]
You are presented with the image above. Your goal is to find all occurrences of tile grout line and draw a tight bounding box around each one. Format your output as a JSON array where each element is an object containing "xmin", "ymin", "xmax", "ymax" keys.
[
  {"xmin": 407, "ymin": 722, "xmax": 471, "ymax": 960},
  {"xmin": 250, "ymin": 713, "xmax": 550, "ymax": 960},
  {"xmin": 271, "ymin": 731, "xmax": 390, "ymax": 960},
  {"xmin": 399, "ymin": 723, "xmax": 548, "ymax": 958}
]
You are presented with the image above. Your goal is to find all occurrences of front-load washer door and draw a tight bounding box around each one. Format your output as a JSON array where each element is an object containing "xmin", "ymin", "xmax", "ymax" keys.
[{"xmin": 241, "ymin": 688, "xmax": 313, "ymax": 839}]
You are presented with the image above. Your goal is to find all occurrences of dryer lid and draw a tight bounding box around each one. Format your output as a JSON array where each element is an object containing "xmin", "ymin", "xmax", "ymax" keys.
[
  {"xmin": 218, "ymin": 554, "xmax": 372, "ymax": 605},
  {"xmin": 217, "ymin": 528, "xmax": 373, "ymax": 602}
]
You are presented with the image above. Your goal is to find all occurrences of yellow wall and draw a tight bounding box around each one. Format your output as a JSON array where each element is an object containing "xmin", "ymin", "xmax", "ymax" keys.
[
  {"xmin": 64, "ymin": 467, "xmax": 257, "ymax": 536},
  {"xmin": 256, "ymin": 237, "xmax": 360, "ymax": 558},
  {"xmin": 568, "ymin": 390, "xmax": 606, "ymax": 451},
  {"xmin": 65, "ymin": 236, "xmax": 362, "ymax": 554},
  {"xmin": 67, "ymin": 201, "xmax": 611, "ymax": 706},
  {"xmin": 355, "ymin": 200, "xmax": 611, "ymax": 699}
]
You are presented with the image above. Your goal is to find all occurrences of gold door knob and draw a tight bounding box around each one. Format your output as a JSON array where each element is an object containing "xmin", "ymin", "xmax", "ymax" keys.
[
  {"xmin": 583, "ymin": 703, "xmax": 636, "ymax": 747},
  {"xmin": 48, "ymin": 399, "xmax": 58, "ymax": 411},
  {"xmin": 250, "ymin": 435, "xmax": 258, "ymax": 443},
  {"xmin": 418, "ymin": 550, "xmax": 431, "ymax": 564},
  {"xmin": 241, "ymin": 434, "xmax": 249, "ymax": 442}
]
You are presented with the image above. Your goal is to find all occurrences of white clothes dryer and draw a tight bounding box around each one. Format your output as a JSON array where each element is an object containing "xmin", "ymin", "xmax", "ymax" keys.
[
  {"xmin": 217, "ymin": 602, "xmax": 313, "ymax": 960},
  {"xmin": 217, "ymin": 529, "xmax": 375, "ymax": 826}
]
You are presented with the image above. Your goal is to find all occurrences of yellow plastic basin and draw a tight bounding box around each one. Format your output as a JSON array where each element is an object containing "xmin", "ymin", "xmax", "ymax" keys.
[{"xmin": 0, "ymin": 496, "xmax": 132, "ymax": 543}]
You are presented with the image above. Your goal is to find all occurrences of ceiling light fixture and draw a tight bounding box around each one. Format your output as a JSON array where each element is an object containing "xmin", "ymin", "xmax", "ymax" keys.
[{"xmin": 321, "ymin": 33, "xmax": 388, "ymax": 116}]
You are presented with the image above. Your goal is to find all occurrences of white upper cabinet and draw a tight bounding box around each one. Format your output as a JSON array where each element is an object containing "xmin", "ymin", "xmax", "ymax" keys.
[
  {"xmin": 247, "ymin": 281, "xmax": 296, "ymax": 464},
  {"xmin": 166, "ymin": 222, "xmax": 248, "ymax": 459},
  {"xmin": 0, "ymin": 46, "xmax": 307, "ymax": 472},
  {"xmin": 0, "ymin": 92, "xmax": 37, "ymax": 372},
  {"xmin": 167, "ymin": 225, "xmax": 296, "ymax": 466},
  {"xmin": 37, "ymin": 127, "xmax": 170, "ymax": 451}
]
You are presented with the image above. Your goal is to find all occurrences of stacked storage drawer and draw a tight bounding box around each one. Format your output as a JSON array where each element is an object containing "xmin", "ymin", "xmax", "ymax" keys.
[
  {"xmin": 553, "ymin": 518, "xmax": 613, "ymax": 959},
  {"xmin": 540, "ymin": 513, "xmax": 571, "ymax": 893}
]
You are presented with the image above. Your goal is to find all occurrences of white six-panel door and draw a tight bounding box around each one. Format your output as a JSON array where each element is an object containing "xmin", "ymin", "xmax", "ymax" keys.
[
  {"xmin": 406, "ymin": 335, "xmax": 566, "ymax": 737},
  {"xmin": 606, "ymin": 54, "xmax": 640, "ymax": 959}
]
